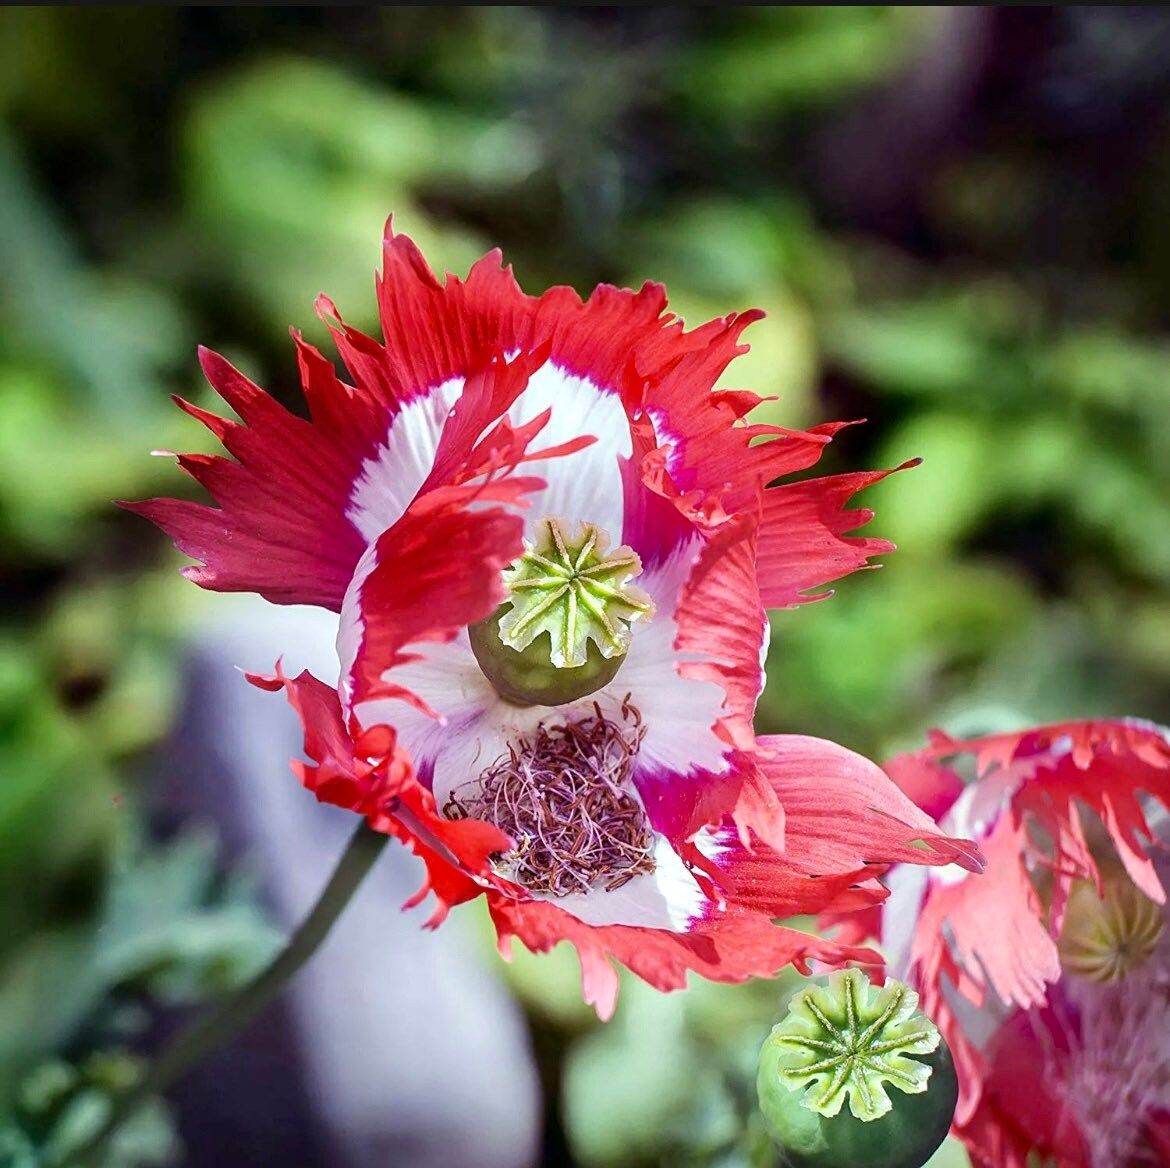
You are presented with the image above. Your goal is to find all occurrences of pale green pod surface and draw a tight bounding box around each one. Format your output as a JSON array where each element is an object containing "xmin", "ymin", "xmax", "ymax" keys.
[{"xmin": 756, "ymin": 970, "xmax": 959, "ymax": 1168}]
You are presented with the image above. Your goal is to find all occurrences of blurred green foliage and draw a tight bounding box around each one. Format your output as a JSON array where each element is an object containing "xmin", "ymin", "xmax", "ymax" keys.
[
  {"xmin": 3, "ymin": 6, "xmax": 1170, "ymax": 1165},
  {"xmin": 2, "ymin": 1052, "xmax": 177, "ymax": 1168},
  {"xmin": 0, "ymin": 828, "xmax": 281, "ymax": 1165}
]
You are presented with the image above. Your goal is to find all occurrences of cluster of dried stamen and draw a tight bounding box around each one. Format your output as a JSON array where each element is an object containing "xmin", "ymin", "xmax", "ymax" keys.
[{"xmin": 443, "ymin": 700, "xmax": 657, "ymax": 897}]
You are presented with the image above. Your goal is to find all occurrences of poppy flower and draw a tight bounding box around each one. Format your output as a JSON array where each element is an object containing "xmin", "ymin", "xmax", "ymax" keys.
[
  {"xmin": 130, "ymin": 221, "xmax": 980, "ymax": 1017},
  {"xmin": 851, "ymin": 719, "xmax": 1170, "ymax": 1167}
]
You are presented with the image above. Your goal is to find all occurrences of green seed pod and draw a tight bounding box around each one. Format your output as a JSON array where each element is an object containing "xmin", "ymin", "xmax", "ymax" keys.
[
  {"xmin": 470, "ymin": 517, "xmax": 653, "ymax": 707},
  {"xmin": 470, "ymin": 604, "xmax": 627, "ymax": 707},
  {"xmin": 756, "ymin": 969, "xmax": 959, "ymax": 1168}
]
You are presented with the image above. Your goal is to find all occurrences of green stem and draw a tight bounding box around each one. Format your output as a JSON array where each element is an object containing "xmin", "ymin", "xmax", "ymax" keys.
[{"xmin": 69, "ymin": 821, "xmax": 389, "ymax": 1166}]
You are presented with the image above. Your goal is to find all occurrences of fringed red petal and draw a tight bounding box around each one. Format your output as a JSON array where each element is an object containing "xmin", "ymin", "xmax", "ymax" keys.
[
  {"xmin": 125, "ymin": 347, "xmax": 371, "ymax": 609},
  {"xmin": 251, "ymin": 663, "xmax": 509, "ymax": 927},
  {"xmin": 344, "ymin": 491, "xmax": 526, "ymax": 714},
  {"xmin": 134, "ymin": 220, "xmax": 905, "ymax": 621},
  {"xmin": 488, "ymin": 895, "xmax": 882, "ymax": 1022},
  {"xmin": 340, "ymin": 352, "xmax": 559, "ymax": 715},
  {"xmin": 755, "ymin": 461, "xmax": 916, "ymax": 610},
  {"xmin": 246, "ymin": 664, "xmax": 411, "ymax": 817},
  {"xmin": 673, "ymin": 513, "xmax": 766, "ymax": 753}
]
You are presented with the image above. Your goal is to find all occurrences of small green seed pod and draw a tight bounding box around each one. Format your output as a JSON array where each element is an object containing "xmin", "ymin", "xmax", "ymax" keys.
[
  {"xmin": 469, "ymin": 604, "xmax": 627, "ymax": 707},
  {"xmin": 469, "ymin": 517, "xmax": 654, "ymax": 707},
  {"xmin": 756, "ymin": 969, "xmax": 958, "ymax": 1168}
]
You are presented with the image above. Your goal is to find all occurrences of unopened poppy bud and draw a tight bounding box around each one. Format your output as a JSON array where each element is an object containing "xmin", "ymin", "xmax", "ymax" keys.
[{"xmin": 756, "ymin": 969, "xmax": 958, "ymax": 1168}]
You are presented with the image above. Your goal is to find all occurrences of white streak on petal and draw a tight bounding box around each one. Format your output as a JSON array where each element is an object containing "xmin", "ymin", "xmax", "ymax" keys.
[
  {"xmin": 337, "ymin": 540, "xmax": 381, "ymax": 713},
  {"xmin": 646, "ymin": 405, "xmax": 684, "ymax": 477},
  {"xmin": 506, "ymin": 362, "xmax": 629, "ymax": 541},
  {"xmin": 537, "ymin": 834, "xmax": 708, "ymax": 931},
  {"xmin": 346, "ymin": 378, "xmax": 463, "ymax": 543},
  {"xmin": 614, "ymin": 539, "xmax": 731, "ymax": 777},
  {"xmin": 351, "ymin": 633, "xmax": 503, "ymax": 782},
  {"xmin": 880, "ymin": 862, "xmax": 931, "ymax": 981}
]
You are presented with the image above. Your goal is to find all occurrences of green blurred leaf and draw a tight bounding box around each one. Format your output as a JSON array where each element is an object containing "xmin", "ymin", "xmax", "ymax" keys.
[
  {"xmin": 95, "ymin": 829, "xmax": 282, "ymax": 1004},
  {"xmin": 185, "ymin": 57, "xmax": 538, "ymax": 336},
  {"xmin": 0, "ymin": 827, "xmax": 279, "ymax": 1107},
  {"xmin": 870, "ymin": 414, "xmax": 1001, "ymax": 550},
  {"xmin": 564, "ymin": 979, "xmax": 732, "ymax": 1167},
  {"xmin": 824, "ymin": 293, "xmax": 1025, "ymax": 403},
  {"xmin": 0, "ymin": 366, "xmax": 205, "ymax": 559},
  {"xmin": 4, "ymin": 1051, "xmax": 178, "ymax": 1168},
  {"xmin": 762, "ymin": 554, "xmax": 1039, "ymax": 752},
  {"xmin": 674, "ymin": 8, "xmax": 938, "ymax": 117},
  {"xmin": 0, "ymin": 931, "xmax": 97, "ymax": 1106},
  {"xmin": 0, "ymin": 129, "xmax": 189, "ymax": 416}
]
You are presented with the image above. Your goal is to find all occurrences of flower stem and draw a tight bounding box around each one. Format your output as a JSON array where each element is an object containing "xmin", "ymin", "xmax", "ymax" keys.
[{"xmin": 69, "ymin": 821, "xmax": 389, "ymax": 1166}]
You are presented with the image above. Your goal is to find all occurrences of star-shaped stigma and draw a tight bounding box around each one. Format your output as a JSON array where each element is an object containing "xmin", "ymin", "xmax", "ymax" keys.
[
  {"xmin": 765, "ymin": 969, "xmax": 941, "ymax": 1121},
  {"xmin": 497, "ymin": 517, "xmax": 654, "ymax": 669}
]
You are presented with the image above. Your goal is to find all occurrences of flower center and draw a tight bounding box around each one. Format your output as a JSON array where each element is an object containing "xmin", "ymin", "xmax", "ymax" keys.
[
  {"xmin": 469, "ymin": 516, "xmax": 654, "ymax": 707},
  {"xmin": 442, "ymin": 703, "xmax": 657, "ymax": 897},
  {"xmin": 1058, "ymin": 874, "xmax": 1164, "ymax": 984}
]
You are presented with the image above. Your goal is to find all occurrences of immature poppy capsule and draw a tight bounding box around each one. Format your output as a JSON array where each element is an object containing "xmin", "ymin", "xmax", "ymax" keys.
[
  {"xmin": 757, "ymin": 969, "xmax": 958, "ymax": 1168},
  {"xmin": 469, "ymin": 517, "xmax": 653, "ymax": 707}
]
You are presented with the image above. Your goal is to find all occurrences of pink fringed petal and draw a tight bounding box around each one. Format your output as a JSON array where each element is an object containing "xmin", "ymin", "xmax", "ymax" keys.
[
  {"xmin": 754, "ymin": 734, "xmax": 984, "ymax": 875},
  {"xmin": 917, "ymin": 818, "xmax": 1060, "ymax": 1011},
  {"xmin": 884, "ymin": 750, "xmax": 967, "ymax": 823},
  {"xmin": 972, "ymin": 721, "xmax": 1170, "ymax": 905},
  {"xmin": 869, "ymin": 720, "xmax": 1170, "ymax": 1168},
  {"xmin": 904, "ymin": 719, "xmax": 1170, "ymax": 1011}
]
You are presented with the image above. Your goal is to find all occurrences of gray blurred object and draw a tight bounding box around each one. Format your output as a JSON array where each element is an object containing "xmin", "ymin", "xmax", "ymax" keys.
[{"xmin": 155, "ymin": 596, "xmax": 541, "ymax": 1168}]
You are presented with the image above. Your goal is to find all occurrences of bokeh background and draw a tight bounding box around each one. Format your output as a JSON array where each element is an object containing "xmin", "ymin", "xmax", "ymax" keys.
[{"xmin": 3, "ymin": 7, "xmax": 1170, "ymax": 1166}]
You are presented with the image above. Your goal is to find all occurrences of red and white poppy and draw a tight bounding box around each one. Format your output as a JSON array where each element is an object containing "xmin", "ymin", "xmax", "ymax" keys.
[
  {"xmin": 853, "ymin": 720, "xmax": 1170, "ymax": 1167},
  {"xmin": 132, "ymin": 221, "xmax": 980, "ymax": 1017}
]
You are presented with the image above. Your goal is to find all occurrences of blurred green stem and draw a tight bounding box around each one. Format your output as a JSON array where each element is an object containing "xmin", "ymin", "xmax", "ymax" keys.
[{"xmin": 70, "ymin": 821, "xmax": 389, "ymax": 1166}]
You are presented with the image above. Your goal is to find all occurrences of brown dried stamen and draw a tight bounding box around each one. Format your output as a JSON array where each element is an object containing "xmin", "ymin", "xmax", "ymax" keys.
[{"xmin": 443, "ymin": 700, "xmax": 657, "ymax": 897}]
